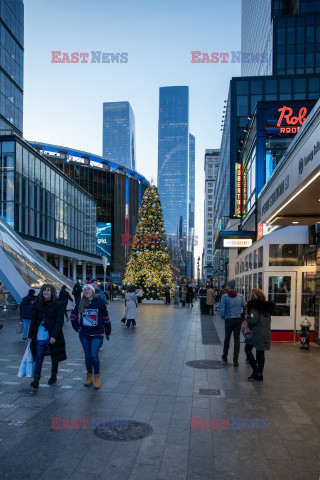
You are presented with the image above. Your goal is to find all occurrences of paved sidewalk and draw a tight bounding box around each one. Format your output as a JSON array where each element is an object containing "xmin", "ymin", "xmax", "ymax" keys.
[{"xmin": 0, "ymin": 300, "xmax": 320, "ymax": 479}]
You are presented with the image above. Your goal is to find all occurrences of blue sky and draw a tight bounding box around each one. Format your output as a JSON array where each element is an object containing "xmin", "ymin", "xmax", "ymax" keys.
[{"xmin": 23, "ymin": 0, "xmax": 242, "ymax": 265}]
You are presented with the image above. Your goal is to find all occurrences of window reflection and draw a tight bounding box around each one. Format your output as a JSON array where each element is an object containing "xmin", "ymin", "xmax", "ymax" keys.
[{"xmin": 269, "ymin": 276, "xmax": 291, "ymax": 316}]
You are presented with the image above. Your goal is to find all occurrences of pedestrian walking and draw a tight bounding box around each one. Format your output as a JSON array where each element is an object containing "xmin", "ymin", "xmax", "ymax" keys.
[
  {"xmin": 72, "ymin": 281, "xmax": 82, "ymax": 306},
  {"xmin": 244, "ymin": 288, "xmax": 275, "ymax": 382},
  {"xmin": 20, "ymin": 289, "xmax": 36, "ymax": 340},
  {"xmin": 125, "ymin": 285, "xmax": 138, "ymax": 329},
  {"xmin": 0, "ymin": 281, "xmax": 4, "ymax": 305},
  {"xmin": 187, "ymin": 286, "xmax": 194, "ymax": 308},
  {"xmin": 173, "ymin": 286, "xmax": 180, "ymax": 307},
  {"xmin": 165, "ymin": 284, "xmax": 171, "ymax": 304},
  {"xmin": 59, "ymin": 285, "xmax": 73, "ymax": 321},
  {"xmin": 70, "ymin": 282, "xmax": 111, "ymax": 389},
  {"xmin": 90, "ymin": 278, "xmax": 108, "ymax": 304},
  {"xmin": 180, "ymin": 286, "xmax": 187, "ymax": 307},
  {"xmin": 28, "ymin": 284, "xmax": 66, "ymax": 388},
  {"xmin": 206, "ymin": 286, "xmax": 215, "ymax": 315},
  {"xmin": 136, "ymin": 286, "xmax": 143, "ymax": 304},
  {"xmin": 108, "ymin": 283, "xmax": 114, "ymax": 301},
  {"xmin": 220, "ymin": 287, "xmax": 245, "ymax": 366}
]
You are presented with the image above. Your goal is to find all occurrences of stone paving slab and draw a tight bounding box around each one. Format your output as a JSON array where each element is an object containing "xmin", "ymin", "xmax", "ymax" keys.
[{"xmin": 0, "ymin": 301, "xmax": 320, "ymax": 479}]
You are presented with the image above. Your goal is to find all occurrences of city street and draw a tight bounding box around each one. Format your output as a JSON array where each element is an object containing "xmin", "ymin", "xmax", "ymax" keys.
[{"xmin": 0, "ymin": 300, "xmax": 319, "ymax": 480}]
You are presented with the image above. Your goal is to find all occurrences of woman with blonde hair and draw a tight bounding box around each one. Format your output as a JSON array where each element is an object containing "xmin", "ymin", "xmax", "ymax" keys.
[
  {"xmin": 244, "ymin": 288, "xmax": 275, "ymax": 382},
  {"xmin": 70, "ymin": 282, "xmax": 111, "ymax": 389}
]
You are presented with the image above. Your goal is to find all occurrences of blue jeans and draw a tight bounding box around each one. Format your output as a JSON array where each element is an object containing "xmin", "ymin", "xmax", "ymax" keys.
[
  {"xmin": 79, "ymin": 332, "xmax": 103, "ymax": 374},
  {"xmin": 34, "ymin": 343, "xmax": 58, "ymax": 375},
  {"xmin": 22, "ymin": 319, "xmax": 31, "ymax": 338}
]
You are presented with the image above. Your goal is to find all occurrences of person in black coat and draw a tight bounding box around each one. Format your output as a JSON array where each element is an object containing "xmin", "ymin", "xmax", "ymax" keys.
[
  {"xmin": 20, "ymin": 289, "xmax": 36, "ymax": 340},
  {"xmin": 244, "ymin": 288, "xmax": 275, "ymax": 382},
  {"xmin": 28, "ymin": 284, "xmax": 66, "ymax": 388},
  {"xmin": 59, "ymin": 285, "xmax": 73, "ymax": 321}
]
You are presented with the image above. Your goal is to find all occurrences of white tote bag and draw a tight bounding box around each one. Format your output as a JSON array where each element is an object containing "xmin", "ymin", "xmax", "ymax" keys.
[{"xmin": 18, "ymin": 342, "xmax": 35, "ymax": 378}]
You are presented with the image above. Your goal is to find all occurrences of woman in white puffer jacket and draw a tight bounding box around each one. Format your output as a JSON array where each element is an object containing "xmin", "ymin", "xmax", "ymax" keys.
[{"xmin": 125, "ymin": 285, "xmax": 138, "ymax": 329}]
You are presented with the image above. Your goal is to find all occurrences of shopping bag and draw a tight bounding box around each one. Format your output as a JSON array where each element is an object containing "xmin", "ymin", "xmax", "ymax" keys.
[{"xmin": 18, "ymin": 342, "xmax": 35, "ymax": 378}]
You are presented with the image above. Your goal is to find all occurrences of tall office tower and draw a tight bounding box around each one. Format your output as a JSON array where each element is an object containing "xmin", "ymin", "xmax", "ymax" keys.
[
  {"xmin": 187, "ymin": 133, "xmax": 195, "ymax": 279},
  {"xmin": 158, "ymin": 86, "xmax": 189, "ymax": 241},
  {"xmin": 0, "ymin": 0, "xmax": 24, "ymax": 134},
  {"xmin": 242, "ymin": 0, "xmax": 320, "ymax": 77},
  {"xmin": 103, "ymin": 102, "xmax": 136, "ymax": 169},
  {"xmin": 203, "ymin": 149, "xmax": 220, "ymax": 284}
]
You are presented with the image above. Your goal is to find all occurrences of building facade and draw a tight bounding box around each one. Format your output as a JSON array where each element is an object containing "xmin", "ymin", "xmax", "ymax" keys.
[
  {"xmin": 102, "ymin": 101, "xmax": 136, "ymax": 170},
  {"xmin": 187, "ymin": 133, "xmax": 195, "ymax": 279},
  {"xmin": 158, "ymin": 86, "xmax": 189, "ymax": 239},
  {"xmin": 203, "ymin": 149, "xmax": 220, "ymax": 284},
  {"xmin": 234, "ymin": 97, "xmax": 320, "ymax": 342},
  {"xmin": 0, "ymin": 0, "xmax": 24, "ymax": 134},
  {"xmin": 241, "ymin": 0, "xmax": 320, "ymax": 78},
  {"xmin": 30, "ymin": 142, "xmax": 149, "ymax": 279},
  {"xmin": 158, "ymin": 86, "xmax": 193, "ymax": 278},
  {"xmin": 0, "ymin": 133, "xmax": 101, "ymax": 283}
]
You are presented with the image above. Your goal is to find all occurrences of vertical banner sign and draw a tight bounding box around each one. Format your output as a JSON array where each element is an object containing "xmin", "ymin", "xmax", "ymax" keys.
[{"xmin": 235, "ymin": 163, "xmax": 242, "ymax": 217}]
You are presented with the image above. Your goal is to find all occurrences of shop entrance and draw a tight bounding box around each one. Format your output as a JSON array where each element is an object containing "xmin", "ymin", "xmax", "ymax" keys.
[{"xmin": 267, "ymin": 272, "xmax": 297, "ymax": 341}]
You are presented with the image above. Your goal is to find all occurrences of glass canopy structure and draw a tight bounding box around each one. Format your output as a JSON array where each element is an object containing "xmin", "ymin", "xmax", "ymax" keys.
[{"xmin": 0, "ymin": 215, "xmax": 73, "ymax": 303}]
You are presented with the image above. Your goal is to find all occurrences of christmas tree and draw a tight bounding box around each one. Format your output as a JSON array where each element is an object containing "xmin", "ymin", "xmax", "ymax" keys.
[{"xmin": 124, "ymin": 185, "xmax": 174, "ymax": 300}]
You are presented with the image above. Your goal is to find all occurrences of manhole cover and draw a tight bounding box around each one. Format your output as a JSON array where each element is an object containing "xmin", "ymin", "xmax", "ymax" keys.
[
  {"xmin": 94, "ymin": 420, "xmax": 153, "ymax": 441},
  {"xmin": 186, "ymin": 360, "xmax": 231, "ymax": 369},
  {"xmin": 199, "ymin": 388, "xmax": 222, "ymax": 396}
]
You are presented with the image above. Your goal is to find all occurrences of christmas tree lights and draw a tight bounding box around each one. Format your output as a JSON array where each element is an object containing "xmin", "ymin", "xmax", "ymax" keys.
[{"xmin": 124, "ymin": 186, "xmax": 174, "ymax": 299}]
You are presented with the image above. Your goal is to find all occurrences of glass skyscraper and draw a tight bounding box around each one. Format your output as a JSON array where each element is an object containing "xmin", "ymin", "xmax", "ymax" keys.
[
  {"xmin": 102, "ymin": 101, "xmax": 136, "ymax": 169},
  {"xmin": 0, "ymin": 0, "xmax": 24, "ymax": 134},
  {"xmin": 242, "ymin": 0, "xmax": 320, "ymax": 77},
  {"xmin": 158, "ymin": 86, "xmax": 189, "ymax": 239}
]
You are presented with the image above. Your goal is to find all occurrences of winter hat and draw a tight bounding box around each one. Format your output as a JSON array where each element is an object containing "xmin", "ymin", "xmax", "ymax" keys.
[{"xmin": 83, "ymin": 282, "xmax": 95, "ymax": 294}]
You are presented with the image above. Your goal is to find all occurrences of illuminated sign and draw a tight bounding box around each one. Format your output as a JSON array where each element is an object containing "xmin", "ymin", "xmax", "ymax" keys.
[
  {"xmin": 265, "ymin": 105, "xmax": 309, "ymax": 136},
  {"xmin": 276, "ymin": 106, "xmax": 307, "ymax": 127},
  {"xmin": 223, "ymin": 239, "xmax": 252, "ymax": 248},
  {"xmin": 276, "ymin": 106, "xmax": 308, "ymax": 136},
  {"xmin": 235, "ymin": 163, "xmax": 241, "ymax": 217},
  {"xmin": 96, "ymin": 223, "xmax": 111, "ymax": 262},
  {"xmin": 257, "ymin": 222, "xmax": 264, "ymax": 240}
]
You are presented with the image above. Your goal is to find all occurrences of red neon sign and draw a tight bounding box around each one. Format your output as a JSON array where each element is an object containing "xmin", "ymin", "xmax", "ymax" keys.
[
  {"xmin": 277, "ymin": 106, "xmax": 307, "ymax": 128},
  {"xmin": 235, "ymin": 163, "xmax": 241, "ymax": 217}
]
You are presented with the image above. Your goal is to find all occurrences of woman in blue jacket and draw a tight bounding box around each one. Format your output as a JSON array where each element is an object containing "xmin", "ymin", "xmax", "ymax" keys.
[
  {"xmin": 70, "ymin": 282, "xmax": 111, "ymax": 389},
  {"xmin": 20, "ymin": 289, "xmax": 36, "ymax": 340}
]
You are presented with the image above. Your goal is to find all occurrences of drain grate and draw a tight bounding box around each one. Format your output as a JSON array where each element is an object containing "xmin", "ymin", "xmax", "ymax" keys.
[
  {"xmin": 94, "ymin": 420, "xmax": 153, "ymax": 441},
  {"xmin": 186, "ymin": 360, "xmax": 231, "ymax": 369},
  {"xmin": 199, "ymin": 388, "xmax": 222, "ymax": 396}
]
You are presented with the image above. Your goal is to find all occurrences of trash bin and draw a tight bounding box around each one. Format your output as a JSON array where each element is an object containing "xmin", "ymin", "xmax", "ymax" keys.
[
  {"xmin": 298, "ymin": 318, "xmax": 311, "ymax": 350},
  {"xmin": 199, "ymin": 295, "xmax": 207, "ymax": 314}
]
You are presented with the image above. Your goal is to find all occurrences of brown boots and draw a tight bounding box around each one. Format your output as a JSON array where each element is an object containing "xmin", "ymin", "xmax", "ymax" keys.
[
  {"xmin": 84, "ymin": 373, "xmax": 93, "ymax": 386},
  {"xmin": 94, "ymin": 374, "xmax": 100, "ymax": 389},
  {"xmin": 84, "ymin": 373, "xmax": 100, "ymax": 389}
]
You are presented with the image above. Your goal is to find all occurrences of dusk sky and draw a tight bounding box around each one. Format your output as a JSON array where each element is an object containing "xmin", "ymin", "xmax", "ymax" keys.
[{"xmin": 23, "ymin": 0, "xmax": 242, "ymax": 265}]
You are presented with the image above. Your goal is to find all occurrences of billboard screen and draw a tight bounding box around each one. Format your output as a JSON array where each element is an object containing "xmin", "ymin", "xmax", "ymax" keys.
[{"xmin": 96, "ymin": 223, "xmax": 111, "ymax": 262}]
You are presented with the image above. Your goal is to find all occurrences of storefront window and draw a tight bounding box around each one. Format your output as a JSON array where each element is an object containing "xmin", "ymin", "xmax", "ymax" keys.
[
  {"xmin": 301, "ymin": 273, "xmax": 316, "ymax": 316},
  {"xmin": 253, "ymin": 273, "xmax": 257, "ymax": 289},
  {"xmin": 245, "ymin": 255, "xmax": 248, "ymax": 272},
  {"xmin": 269, "ymin": 244, "xmax": 305, "ymax": 266},
  {"xmin": 253, "ymin": 249, "xmax": 258, "ymax": 269},
  {"xmin": 258, "ymin": 272, "xmax": 263, "ymax": 290},
  {"xmin": 268, "ymin": 276, "xmax": 291, "ymax": 316},
  {"xmin": 249, "ymin": 253, "xmax": 252, "ymax": 270},
  {"xmin": 258, "ymin": 247, "xmax": 263, "ymax": 268}
]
